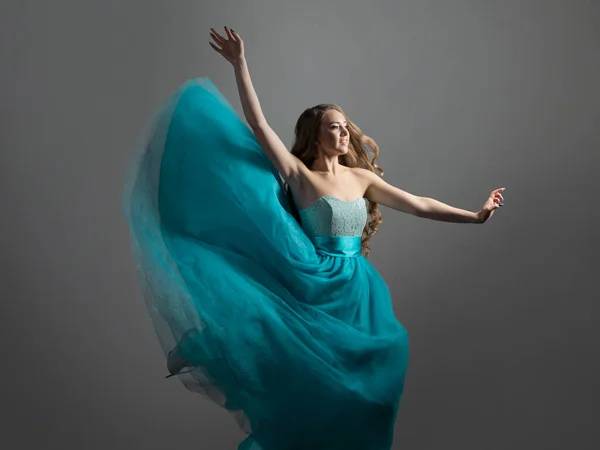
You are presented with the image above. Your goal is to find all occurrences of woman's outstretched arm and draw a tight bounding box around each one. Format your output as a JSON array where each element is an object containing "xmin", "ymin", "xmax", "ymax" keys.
[
  {"xmin": 357, "ymin": 168, "xmax": 504, "ymax": 224},
  {"xmin": 209, "ymin": 26, "xmax": 305, "ymax": 182}
]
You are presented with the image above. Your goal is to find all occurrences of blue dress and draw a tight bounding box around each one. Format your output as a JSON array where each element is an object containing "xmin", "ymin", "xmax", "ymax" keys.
[{"xmin": 122, "ymin": 77, "xmax": 409, "ymax": 450}]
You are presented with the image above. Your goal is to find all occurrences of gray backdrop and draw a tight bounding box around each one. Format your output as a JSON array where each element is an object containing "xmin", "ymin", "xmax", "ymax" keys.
[{"xmin": 1, "ymin": 0, "xmax": 598, "ymax": 449}]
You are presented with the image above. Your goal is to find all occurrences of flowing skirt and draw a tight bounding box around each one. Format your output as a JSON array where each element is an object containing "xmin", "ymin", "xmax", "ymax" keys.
[{"xmin": 122, "ymin": 78, "xmax": 409, "ymax": 450}]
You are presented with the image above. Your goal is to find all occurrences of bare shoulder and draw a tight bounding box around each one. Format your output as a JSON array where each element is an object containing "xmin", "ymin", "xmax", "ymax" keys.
[
  {"xmin": 350, "ymin": 166, "xmax": 379, "ymax": 178},
  {"xmin": 350, "ymin": 166, "xmax": 423, "ymax": 214},
  {"xmin": 349, "ymin": 167, "xmax": 381, "ymax": 189}
]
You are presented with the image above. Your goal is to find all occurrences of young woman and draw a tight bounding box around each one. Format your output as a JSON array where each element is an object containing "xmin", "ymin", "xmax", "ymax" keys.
[{"xmin": 122, "ymin": 26, "xmax": 504, "ymax": 450}]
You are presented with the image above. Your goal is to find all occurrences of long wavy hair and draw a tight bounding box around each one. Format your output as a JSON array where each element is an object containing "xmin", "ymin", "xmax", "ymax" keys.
[{"xmin": 284, "ymin": 104, "xmax": 384, "ymax": 258}]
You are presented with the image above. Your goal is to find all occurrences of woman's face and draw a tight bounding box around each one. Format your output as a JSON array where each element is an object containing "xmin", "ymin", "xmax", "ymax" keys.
[{"xmin": 315, "ymin": 109, "xmax": 350, "ymax": 156}]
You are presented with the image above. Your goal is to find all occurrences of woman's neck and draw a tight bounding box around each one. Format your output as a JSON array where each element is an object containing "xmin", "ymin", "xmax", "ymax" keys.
[{"xmin": 310, "ymin": 156, "xmax": 342, "ymax": 175}]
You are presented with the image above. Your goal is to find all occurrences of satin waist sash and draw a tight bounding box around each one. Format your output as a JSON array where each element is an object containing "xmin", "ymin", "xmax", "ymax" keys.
[{"xmin": 311, "ymin": 236, "xmax": 362, "ymax": 258}]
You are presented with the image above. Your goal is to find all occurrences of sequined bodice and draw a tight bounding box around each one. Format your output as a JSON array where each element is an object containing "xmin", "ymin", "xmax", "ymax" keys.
[{"xmin": 299, "ymin": 196, "xmax": 368, "ymax": 238}]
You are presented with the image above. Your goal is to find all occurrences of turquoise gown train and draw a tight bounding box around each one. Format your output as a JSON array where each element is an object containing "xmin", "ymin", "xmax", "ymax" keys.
[{"xmin": 122, "ymin": 77, "xmax": 410, "ymax": 450}]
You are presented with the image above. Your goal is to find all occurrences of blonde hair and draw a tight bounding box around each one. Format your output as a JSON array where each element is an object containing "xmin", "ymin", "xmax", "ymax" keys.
[{"xmin": 285, "ymin": 104, "xmax": 384, "ymax": 257}]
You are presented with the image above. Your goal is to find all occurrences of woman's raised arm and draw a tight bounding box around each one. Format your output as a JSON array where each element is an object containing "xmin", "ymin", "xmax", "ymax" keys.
[{"xmin": 209, "ymin": 26, "xmax": 305, "ymax": 182}]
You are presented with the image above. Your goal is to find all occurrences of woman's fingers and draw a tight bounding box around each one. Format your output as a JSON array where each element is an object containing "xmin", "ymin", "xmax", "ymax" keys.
[
  {"xmin": 209, "ymin": 26, "xmax": 242, "ymax": 63},
  {"xmin": 210, "ymin": 30, "xmax": 226, "ymax": 45},
  {"xmin": 495, "ymin": 191, "xmax": 505, "ymax": 206},
  {"xmin": 210, "ymin": 27, "xmax": 224, "ymax": 39},
  {"xmin": 209, "ymin": 41, "xmax": 223, "ymax": 54}
]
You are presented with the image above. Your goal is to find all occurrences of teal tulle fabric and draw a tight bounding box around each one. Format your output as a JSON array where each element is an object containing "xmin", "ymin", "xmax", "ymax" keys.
[{"xmin": 122, "ymin": 77, "xmax": 409, "ymax": 450}]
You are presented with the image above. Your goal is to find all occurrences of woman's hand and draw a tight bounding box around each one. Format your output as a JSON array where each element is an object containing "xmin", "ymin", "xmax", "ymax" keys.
[
  {"xmin": 477, "ymin": 188, "xmax": 505, "ymax": 223},
  {"xmin": 209, "ymin": 26, "xmax": 244, "ymax": 65}
]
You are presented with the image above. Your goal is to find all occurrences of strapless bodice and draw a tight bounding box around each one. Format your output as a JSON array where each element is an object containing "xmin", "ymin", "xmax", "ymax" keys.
[{"xmin": 299, "ymin": 196, "xmax": 368, "ymax": 238}]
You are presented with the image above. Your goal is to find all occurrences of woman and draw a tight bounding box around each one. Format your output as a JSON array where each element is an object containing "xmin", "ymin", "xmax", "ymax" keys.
[{"xmin": 122, "ymin": 26, "xmax": 504, "ymax": 450}]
